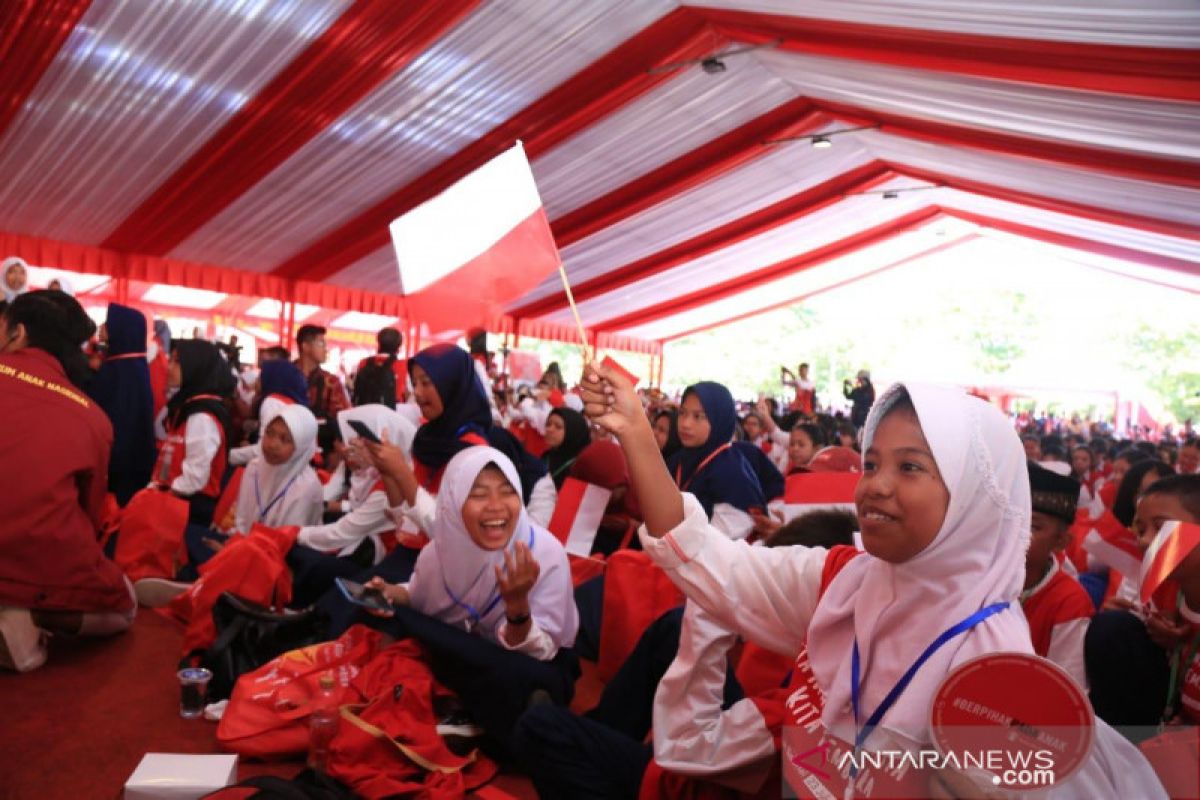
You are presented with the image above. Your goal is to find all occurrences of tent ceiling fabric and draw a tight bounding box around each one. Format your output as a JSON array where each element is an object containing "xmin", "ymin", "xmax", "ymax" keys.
[{"xmin": 0, "ymin": 0, "xmax": 1197, "ymax": 348}]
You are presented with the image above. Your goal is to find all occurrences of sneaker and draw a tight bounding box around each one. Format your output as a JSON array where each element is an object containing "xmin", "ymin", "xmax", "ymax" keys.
[
  {"xmin": 134, "ymin": 577, "xmax": 192, "ymax": 608},
  {"xmin": 435, "ymin": 709, "xmax": 484, "ymax": 739},
  {"xmin": 0, "ymin": 608, "xmax": 48, "ymax": 673}
]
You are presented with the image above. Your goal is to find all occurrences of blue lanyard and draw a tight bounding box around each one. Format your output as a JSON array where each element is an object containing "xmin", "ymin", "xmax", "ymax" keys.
[
  {"xmin": 850, "ymin": 601, "xmax": 1009, "ymax": 765},
  {"xmin": 253, "ymin": 471, "xmax": 302, "ymax": 522},
  {"xmin": 443, "ymin": 526, "xmax": 536, "ymax": 626}
]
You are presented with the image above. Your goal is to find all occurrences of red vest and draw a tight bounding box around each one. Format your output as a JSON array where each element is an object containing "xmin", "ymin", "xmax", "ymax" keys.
[
  {"xmin": 154, "ymin": 412, "xmax": 227, "ymax": 498},
  {"xmin": 1021, "ymin": 567, "xmax": 1094, "ymax": 658}
]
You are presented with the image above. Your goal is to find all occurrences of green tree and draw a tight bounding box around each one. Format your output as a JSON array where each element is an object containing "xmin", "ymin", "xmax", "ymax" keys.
[
  {"xmin": 945, "ymin": 289, "xmax": 1035, "ymax": 376},
  {"xmin": 1123, "ymin": 324, "xmax": 1200, "ymax": 423}
]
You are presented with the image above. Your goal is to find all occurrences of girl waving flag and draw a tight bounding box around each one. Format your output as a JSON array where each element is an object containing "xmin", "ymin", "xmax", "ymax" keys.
[{"xmin": 579, "ymin": 364, "xmax": 1165, "ymax": 799}]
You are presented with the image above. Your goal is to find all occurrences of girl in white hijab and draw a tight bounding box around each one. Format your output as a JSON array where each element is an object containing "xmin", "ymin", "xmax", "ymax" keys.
[
  {"xmin": 2, "ymin": 257, "xmax": 29, "ymax": 302},
  {"xmin": 287, "ymin": 405, "xmax": 416, "ymax": 607},
  {"xmin": 293, "ymin": 405, "xmax": 415, "ymax": 557},
  {"xmin": 579, "ymin": 366, "xmax": 1166, "ymax": 798},
  {"xmin": 232, "ymin": 404, "xmax": 323, "ymax": 534},
  {"xmin": 369, "ymin": 446, "xmax": 577, "ymax": 660}
]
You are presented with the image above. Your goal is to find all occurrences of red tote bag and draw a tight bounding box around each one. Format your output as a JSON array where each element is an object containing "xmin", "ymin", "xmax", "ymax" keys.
[
  {"xmin": 216, "ymin": 624, "xmax": 383, "ymax": 759},
  {"xmin": 170, "ymin": 524, "xmax": 299, "ymax": 658},
  {"xmin": 597, "ymin": 550, "xmax": 684, "ymax": 681},
  {"xmin": 114, "ymin": 487, "xmax": 190, "ymax": 582}
]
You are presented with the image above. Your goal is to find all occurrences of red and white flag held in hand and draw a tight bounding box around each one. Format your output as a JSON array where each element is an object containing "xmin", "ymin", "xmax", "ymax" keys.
[
  {"xmin": 1081, "ymin": 509, "xmax": 1143, "ymax": 580},
  {"xmin": 547, "ymin": 478, "xmax": 612, "ymax": 557},
  {"xmin": 389, "ymin": 142, "xmax": 561, "ymax": 333},
  {"xmin": 1140, "ymin": 520, "xmax": 1200, "ymax": 605}
]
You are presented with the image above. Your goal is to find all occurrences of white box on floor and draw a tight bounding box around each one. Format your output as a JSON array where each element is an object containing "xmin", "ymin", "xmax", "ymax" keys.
[{"xmin": 124, "ymin": 753, "xmax": 238, "ymax": 799}]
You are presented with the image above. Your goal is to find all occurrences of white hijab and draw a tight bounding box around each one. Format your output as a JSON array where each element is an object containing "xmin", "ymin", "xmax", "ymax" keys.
[
  {"xmin": 336, "ymin": 404, "xmax": 416, "ymax": 507},
  {"xmin": 807, "ymin": 382, "xmax": 1033, "ymax": 748},
  {"xmin": 235, "ymin": 404, "xmax": 319, "ymax": 532},
  {"xmin": 407, "ymin": 447, "xmax": 578, "ymax": 649},
  {"xmin": 2, "ymin": 257, "xmax": 28, "ymax": 302}
]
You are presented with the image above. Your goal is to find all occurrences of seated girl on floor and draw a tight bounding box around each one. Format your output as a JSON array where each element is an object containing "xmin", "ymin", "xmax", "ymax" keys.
[
  {"xmin": 285, "ymin": 405, "xmax": 414, "ymax": 605},
  {"xmin": 578, "ymin": 364, "xmax": 1166, "ymax": 799},
  {"xmin": 228, "ymin": 359, "xmax": 309, "ymax": 467},
  {"xmin": 154, "ymin": 339, "xmax": 236, "ymax": 529},
  {"xmin": 360, "ymin": 446, "xmax": 579, "ymax": 752},
  {"xmin": 231, "ymin": 405, "xmax": 324, "ymax": 535},
  {"xmin": 186, "ymin": 404, "xmax": 325, "ymax": 569}
]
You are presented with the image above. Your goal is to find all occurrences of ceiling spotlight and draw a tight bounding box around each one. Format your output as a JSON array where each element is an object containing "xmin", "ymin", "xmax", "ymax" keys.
[
  {"xmin": 882, "ymin": 191, "xmax": 899, "ymax": 199},
  {"xmin": 700, "ymin": 57, "xmax": 727, "ymax": 75},
  {"xmin": 810, "ymin": 135, "xmax": 832, "ymax": 149}
]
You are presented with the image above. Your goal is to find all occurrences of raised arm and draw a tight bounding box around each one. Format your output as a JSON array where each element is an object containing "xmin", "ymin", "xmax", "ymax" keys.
[
  {"xmin": 579, "ymin": 362, "xmax": 682, "ymax": 537},
  {"xmin": 581, "ymin": 362, "xmax": 823, "ymax": 655}
]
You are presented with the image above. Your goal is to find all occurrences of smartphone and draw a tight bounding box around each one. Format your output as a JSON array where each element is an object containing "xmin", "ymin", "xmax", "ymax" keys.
[
  {"xmin": 346, "ymin": 419, "xmax": 381, "ymax": 444},
  {"xmin": 335, "ymin": 577, "xmax": 392, "ymax": 612}
]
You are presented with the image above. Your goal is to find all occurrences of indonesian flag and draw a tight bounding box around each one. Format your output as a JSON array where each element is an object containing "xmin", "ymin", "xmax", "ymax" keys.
[
  {"xmin": 389, "ymin": 142, "xmax": 561, "ymax": 333},
  {"xmin": 601, "ymin": 354, "xmax": 640, "ymax": 387},
  {"xmin": 1081, "ymin": 510, "xmax": 1143, "ymax": 580},
  {"xmin": 778, "ymin": 472, "xmax": 859, "ymax": 523},
  {"xmin": 1140, "ymin": 520, "xmax": 1200, "ymax": 605},
  {"xmin": 547, "ymin": 478, "xmax": 613, "ymax": 557}
]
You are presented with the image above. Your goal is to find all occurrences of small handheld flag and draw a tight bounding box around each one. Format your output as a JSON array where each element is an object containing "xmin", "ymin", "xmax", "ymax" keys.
[{"xmin": 1140, "ymin": 520, "xmax": 1200, "ymax": 605}]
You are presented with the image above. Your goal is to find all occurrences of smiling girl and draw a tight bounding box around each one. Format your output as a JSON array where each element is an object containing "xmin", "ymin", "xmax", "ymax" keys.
[
  {"xmin": 362, "ymin": 447, "xmax": 579, "ymax": 748},
  {"xmin": 580, "ymin": 365, "xmax": 1165, "ymax": 798}
]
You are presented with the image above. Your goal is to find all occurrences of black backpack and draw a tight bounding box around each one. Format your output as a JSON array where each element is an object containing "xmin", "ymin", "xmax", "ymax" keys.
[{"xmin": 352, "ymin": 355, "xmax": 397, "ymax": 409}]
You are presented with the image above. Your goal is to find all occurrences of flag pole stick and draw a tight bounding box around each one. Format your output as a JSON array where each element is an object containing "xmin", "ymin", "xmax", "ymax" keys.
[{"xmin": 557, "ymin": 262, "xmax": 593, "ymax": 364}]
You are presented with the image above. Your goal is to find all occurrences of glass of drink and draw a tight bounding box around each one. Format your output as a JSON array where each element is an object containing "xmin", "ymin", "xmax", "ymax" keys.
[{"xmin": 177, "ymin": 667, "xmax": 213, "ymax": 719}]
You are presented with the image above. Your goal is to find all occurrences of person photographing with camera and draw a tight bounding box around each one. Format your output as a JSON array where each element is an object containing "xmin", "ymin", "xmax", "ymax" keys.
[{"xmin": 843, "ymin": 369, "xmax": 875, "ymax": 430}]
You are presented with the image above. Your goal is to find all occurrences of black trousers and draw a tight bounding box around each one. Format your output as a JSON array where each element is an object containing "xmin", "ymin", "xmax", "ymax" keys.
[
  {"xmin": 285, "ymin": 540, "xmax": 380, "ymax": 608},
  {"xmin": 356, "ymin": 603, "xmax": 579, "ymax": 762},
  {"xmin": 512, "ymin": 606, "xmax": 743, "ymax": 798},
  {"xmin": 1085, "ymin": 610, "xmax": 1170, "ymax": 739},
  {"xmin": 512, "ymin": 704, "xmax": 653, "ymax": 800}
]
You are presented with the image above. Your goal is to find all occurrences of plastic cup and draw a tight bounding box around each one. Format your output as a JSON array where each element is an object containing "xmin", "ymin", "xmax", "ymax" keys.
[{"xmin": 177, "ymin": 667, "xmax": 212, "ymax": 719}]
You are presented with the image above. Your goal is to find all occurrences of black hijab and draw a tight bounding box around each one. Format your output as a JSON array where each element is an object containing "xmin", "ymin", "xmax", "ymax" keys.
[
  {"xmin": 409, "ymin": 343, "xmax": 546, "ymax": 502},
  {"xmin": 167, "ymin": 339, "xmax": 235, "ymax": 439},
  {"xmin": 544, "ymin": 407, "xmax": 591, "ymax": 490}
]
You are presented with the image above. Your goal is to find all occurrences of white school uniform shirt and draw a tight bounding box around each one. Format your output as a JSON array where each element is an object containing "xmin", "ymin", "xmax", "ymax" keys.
[
  {"xmin": 652, "ymin": 601, "xmax": 779, "ymax": 775},
  {"xmin": 750, "ymin": 429, "xmax": 789, "ymax": 475},
  {"xmin": 405, "ymin": 447, "xmax": 578, "ymax": 660},
  {"xmin": 511, "ymin": 397, "xmax": 552, "ymax": 435},
  {"xmin": 296, "ymin": 405, "xmax": 415, "ymax": 561},
  {"xmin": 232, "ymin": 405, "xmax": 323, "ymax": 534}
]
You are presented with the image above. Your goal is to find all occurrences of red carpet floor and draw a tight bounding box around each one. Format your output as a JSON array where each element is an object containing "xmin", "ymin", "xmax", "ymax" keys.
[{"xmin": 0, "ymin": 611, "xmax": 579, "ymax": 799}]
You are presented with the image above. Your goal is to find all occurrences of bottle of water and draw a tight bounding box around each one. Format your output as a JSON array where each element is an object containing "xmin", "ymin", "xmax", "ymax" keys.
[{"xmin": 307, "ymin": 673, "xmax": 339, "ymax": 773}]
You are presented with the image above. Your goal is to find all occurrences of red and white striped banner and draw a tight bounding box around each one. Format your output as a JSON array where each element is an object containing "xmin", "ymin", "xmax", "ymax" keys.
[
  {"xmin": 547, "ymin": 478, "xmax": 612, "ymax": 557},
  {"xmin": 1081, "ymin": 510, "xmax": 1143, "ymax": 580}
]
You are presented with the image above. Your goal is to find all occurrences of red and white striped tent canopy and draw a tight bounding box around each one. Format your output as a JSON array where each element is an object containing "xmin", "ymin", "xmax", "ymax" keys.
[{"xmin": 2, "ymin": 1, "xmax": 1197, "ymax": 354}]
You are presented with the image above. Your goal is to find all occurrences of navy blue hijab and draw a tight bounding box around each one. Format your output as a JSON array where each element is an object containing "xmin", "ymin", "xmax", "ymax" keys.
[
  {"xmin": 732, "ymin": 441, "xmax": 785, "ymax": 503},
  {"xmin": 88, "ymin": 303, "xmax": 156, "ymax": 505},
  {"xmin": 410, "ymin": 344, "xmax": 546, "ymax": 502},
  {"xmin": 667, "ymin": 381, "xmax": 765, "ymax": 517},
  {"xmin": 259, "ymin": 359, "xmax": 309, "ymax": 405}
]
